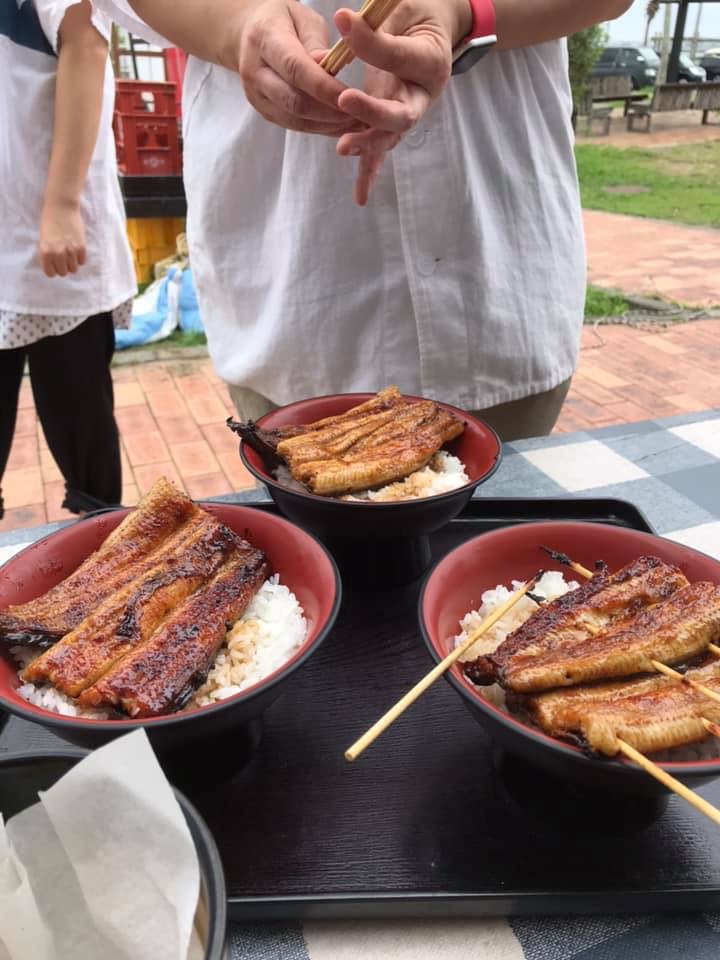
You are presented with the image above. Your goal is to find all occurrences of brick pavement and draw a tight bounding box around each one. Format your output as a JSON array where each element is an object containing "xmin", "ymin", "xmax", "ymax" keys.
[
  {"xmin": 584, "ymin": 210, "xmax": 720, "ymax": 306},
  {"xmin": 1, "ymin": 319, "xmax": 718, "ymax": 532}
]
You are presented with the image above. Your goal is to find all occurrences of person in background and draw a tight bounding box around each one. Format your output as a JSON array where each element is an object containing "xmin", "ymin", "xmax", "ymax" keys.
[
  {"xmin": 0, "ymin": 0, "xmax": 136, "ymax": 519},
  {"xmin": 94, "ymin": 0, "xmax": 630, "ymax": 440}
]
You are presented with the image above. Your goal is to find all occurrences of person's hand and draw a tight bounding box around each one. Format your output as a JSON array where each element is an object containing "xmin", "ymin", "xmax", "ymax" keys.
[
  {"xmin": 236, "ymin": 0, "xmax": 357, "ymax": 134},
  {"xmin": 38, "ymin": 202, "xmax": 87, "ymax": 278},
  {"xmin": 333, "ymin": 0, "xmax": 472, "ymax": 204}
]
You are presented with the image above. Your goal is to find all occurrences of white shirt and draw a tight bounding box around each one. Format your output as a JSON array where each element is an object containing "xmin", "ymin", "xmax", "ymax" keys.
[
  {"xmin": 95, "ymin": 0, "xmax": 585, "ymax": 410},
  {"xmin": 0, "ymin": 0, "xmax": 136, "ymax": 325}
]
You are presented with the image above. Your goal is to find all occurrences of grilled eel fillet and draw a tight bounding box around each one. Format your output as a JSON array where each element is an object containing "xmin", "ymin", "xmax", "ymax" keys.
[
  {"xmin": 525, "ymin": 659, "xmax": 720, "ymax": 756},
  {"xmin": 227, "ymin": 386, "xmax": 404, "ymax": 461},
  {"xmin": 79, "ymin": 546, "xmax": 269, "ymax": 717},
  {"xmin": 500, "ymin": 581, "xmax": 720, "ymax": 693},
  {"xmin": 0, "ymin": 478, "xmax": 196, "ymax": 646},
  {"xmin": 279, "ymin": 400, "xmax": 464, "ymax": 496},
  {"xmin": 21, "ymin": 514, "xmax": 244, "ymax": 697},
  {"xmin": 464, "ymin": 556, "xmax": 690, "ymax": 690}
]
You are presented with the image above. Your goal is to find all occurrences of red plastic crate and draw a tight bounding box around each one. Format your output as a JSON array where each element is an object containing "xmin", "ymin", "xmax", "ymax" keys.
[
  {"xmin": 163, "ymin": 49, "xmax": 187, "ymax": 116},
  {"xmin": 115, "ymin": 79, "xmax": 177, "ymax": 117},
  {"xmin": 113, "ymin": 113, "xmax": 181, "ymax": 176}
]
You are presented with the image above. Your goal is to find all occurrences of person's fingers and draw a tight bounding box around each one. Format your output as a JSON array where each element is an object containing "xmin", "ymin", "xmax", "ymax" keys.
[
  {"xmin": 52, "ymin": 252, "xmax": 68, "ymax": 278},
  {"xmin": 291, "ymin": 3, "xmax": 331, "ymax": 59},
  {"xmin": 40, "ymin": 251, "xmax": 56, "ymax": 278},
  {"xmin": 338, "ymin": 84, "xmax": 429, "ymax": 133},
  {"xmin": 76, "ymin": 244, "xmax": 87, "ymax": 267},
  {"xmin": 254, "ymin": 63, "xmax": 354, "ymax": 124},
  {"xmin": 250, "ymin": 87, "xmax": 356, "ymax": 134},
  {"xmin": 335, "ymin": 8, "xmax": 445, "ymax": 87},
  {"xmin": 251, "ymin": 21, "xmax": 346, "ymax": 109},
  {"xmin": 353, "ymin": 150, "xmax": 386, "ymax": 206},
  {"xmin": 65, "ymin": 248, "xmax": 79, "ymax": 274},
  {"xmin": 337, "ymin": 126, "xmax": 399, "ymax": 156}
]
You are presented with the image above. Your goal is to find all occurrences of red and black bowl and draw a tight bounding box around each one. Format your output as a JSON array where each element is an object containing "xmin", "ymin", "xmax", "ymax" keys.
[
  {"xmin": 0, "ymin": 749, "xmax": 227, "ymax": 959},
  {"xmin": 0, "ymin": 504, "xmax": 340, "ymax": 781},
  {"xmin": 237, "ymin": 393, "xmax": 502, "ymax": 586},
  {"xmin": 420, "ymin": 521, "xmax": 720, "ymax": 797}
]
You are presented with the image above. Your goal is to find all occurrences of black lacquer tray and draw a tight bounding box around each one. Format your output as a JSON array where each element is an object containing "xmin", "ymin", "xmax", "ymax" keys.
[{"xmin": 3, "ymin": 498, "xmax": 720, "ymax": 919}]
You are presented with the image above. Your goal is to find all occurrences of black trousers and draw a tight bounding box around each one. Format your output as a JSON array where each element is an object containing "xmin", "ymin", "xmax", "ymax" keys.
[{"xmin": 0, "ymin": 312, "xmax": 122, "ymax": 516}]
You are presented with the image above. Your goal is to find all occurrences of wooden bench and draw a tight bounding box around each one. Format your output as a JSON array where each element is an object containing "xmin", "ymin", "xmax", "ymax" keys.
[
  {"xmin": 627, "ymin": 82, "xmax": 720, "ymax": 131},
  {"xmin": 694, "ymin": 82, "xmax": 720, "ymax": 124},
  {"xmin": 578, "ymin": 75, "xmax": 647, "ymax": 135},
  {"xmin": 590, "ymin": 74, "xmax": 647, "ymax": 116}
]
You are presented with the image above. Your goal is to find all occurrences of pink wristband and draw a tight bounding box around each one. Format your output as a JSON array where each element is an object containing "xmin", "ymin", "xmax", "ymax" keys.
[{"xmin": 465, "ymin": 0, "xmax": 496, "ymax": 42}]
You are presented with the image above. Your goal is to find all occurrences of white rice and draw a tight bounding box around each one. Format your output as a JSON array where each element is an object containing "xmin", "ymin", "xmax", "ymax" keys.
[
  {"xmin": 455, "ymin": 571, "xmax": 578, "ymax": 709},
  {"xmin": 12, "ymin": 576, "xmax": 306, "ymax": 720},
  {"xmin": 275, "ymin": 451, "xmax": 469, "ymax": 502},
  {"xmin": 455, "ymin": 573, "xmax": 720, "ymax": 762}
]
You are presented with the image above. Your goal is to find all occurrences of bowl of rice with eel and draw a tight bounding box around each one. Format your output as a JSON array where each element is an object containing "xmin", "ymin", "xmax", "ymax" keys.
[
  {"xmin": 420, "ymin": 520, "xmax": 720, "ymax": 793},
  {"xmin": 230, "ymin": 387, "xmax": 502, "ymax": 541},
  {"xmin": 0, "ymin": 478, "xmax": 340, "ymax": 754}
]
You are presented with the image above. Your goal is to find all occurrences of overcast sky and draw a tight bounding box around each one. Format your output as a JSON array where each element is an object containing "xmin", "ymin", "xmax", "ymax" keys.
[{"xmin": 606, "ymin": 2, "xmax": 720, "ymax": 43}]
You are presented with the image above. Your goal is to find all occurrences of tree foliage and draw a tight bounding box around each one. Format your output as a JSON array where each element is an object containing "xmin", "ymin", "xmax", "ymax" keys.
[
  {"xmin": 567, "ymin": 25, "xmax": 607, "ymax": 115},
  {"xmin": 645, "ymin": 0, "xmax": 660, "ymax": 43}
]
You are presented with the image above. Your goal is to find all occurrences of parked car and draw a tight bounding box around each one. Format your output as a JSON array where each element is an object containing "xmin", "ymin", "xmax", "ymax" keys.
[
  {"xmin": 592, "ymin": 43, "xmax": 660, "ymax": 89},
  {"xmin": 677, "ymin": 53, "xmax": 707, "ymax": 83},
  {"xmin": 700, "ymin": 48, "xmax": 720, "ymax": 81}
]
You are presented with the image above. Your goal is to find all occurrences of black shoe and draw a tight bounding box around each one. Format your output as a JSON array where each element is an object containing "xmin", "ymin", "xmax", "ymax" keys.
[{"xmin": 62, "ymin": 488, "xmax": 121, "ymax": 516}]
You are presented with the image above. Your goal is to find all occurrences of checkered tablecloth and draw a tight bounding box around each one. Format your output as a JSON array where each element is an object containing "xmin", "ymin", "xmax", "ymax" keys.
[{"xmin": 2, "ymin": 409, "xmax": 720, "ymax": 959}]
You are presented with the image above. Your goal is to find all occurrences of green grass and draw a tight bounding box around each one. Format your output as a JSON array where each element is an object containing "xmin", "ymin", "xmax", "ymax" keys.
[
  {"xmin": 167, "ymin": 329, "xmax": 207, "ymax": 347},
  {"xmin": 575, "ymin": 140, "xmax": 720, "ymax": 228},
  {"xmin": 584, "ymin": 284, "xmax": 629, "ymax": 318},
  {"xmin": 115, "ymin": 327, "xmax": 206, "ymax": 361}
]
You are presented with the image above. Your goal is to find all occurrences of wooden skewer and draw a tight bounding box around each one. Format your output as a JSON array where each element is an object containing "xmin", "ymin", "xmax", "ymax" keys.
[
  {"xmin": 702, "ymin": 717, "xmax": 720, "ymax": 738},
  {"xmin": 616, "ymin": 738, "xmax": 720, "ymax": 826},
  {"xmin": 320, "ymin": 0, "xmax": 404, "ymax": 76},
  {"xmin": 344, "ymin": 570, "xmax": 545, "ymax": 762},
  {"xmin": 542, "ymin": 546, "xmax": 720, "ymax": 823},
  {"xmin": 651, "ymin": 659, "xmax": 720, "ymax": 707},
  {"xmin": 539, "ymin": 546, "xmax": 594, "ymax": 581},
  {"xmin": 545, "ymin": 548, "xmax": 720, "ymax": 709}
]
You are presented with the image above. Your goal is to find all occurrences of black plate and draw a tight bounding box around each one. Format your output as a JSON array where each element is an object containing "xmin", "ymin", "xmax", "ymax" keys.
[{"xmin": 4, "ymin": 498, "xmax": 720, "ymax": 919}]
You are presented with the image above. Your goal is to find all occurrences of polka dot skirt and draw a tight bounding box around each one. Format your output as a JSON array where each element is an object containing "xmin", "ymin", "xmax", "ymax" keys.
[{"xmin": 0, "ymin": 299, "xmax": 133, "ymax": 350}]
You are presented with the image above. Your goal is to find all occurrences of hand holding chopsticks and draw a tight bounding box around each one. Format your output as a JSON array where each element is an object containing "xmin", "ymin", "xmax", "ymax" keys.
[
  {"xmin": 345, "ymin": 571, "xmax": 544, "ymax": 762},
  {"xmin": 322, "ymin": 0, "xmax": 464, "ymax": 205}
]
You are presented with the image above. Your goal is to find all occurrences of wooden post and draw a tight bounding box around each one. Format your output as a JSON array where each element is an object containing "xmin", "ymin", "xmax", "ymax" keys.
[{"xmin": 667, "ymin": 0, "xmax": 689, "ymax": 82}]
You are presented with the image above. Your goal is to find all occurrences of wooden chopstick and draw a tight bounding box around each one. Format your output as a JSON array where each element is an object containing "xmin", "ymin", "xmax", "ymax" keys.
[
  {"xmin": 320, "ymin": 0, "xmax": 405, "ymax": 76},
  {"xmin": 616, "ymin": 738, "xmax": 720, "ymax": 825},
  {"xmin": 344, "ymin": 570, "xmax": 545, "ymax": 762}
]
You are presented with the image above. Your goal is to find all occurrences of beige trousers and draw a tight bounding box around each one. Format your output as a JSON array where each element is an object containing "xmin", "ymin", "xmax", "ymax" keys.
[
  {"xmin": 228, "ymin": 379, "xmax": 572, "ymax": 443},
  {"xmin": 469, "ymin": 378, "xmax": 572, "ymax": 442}
]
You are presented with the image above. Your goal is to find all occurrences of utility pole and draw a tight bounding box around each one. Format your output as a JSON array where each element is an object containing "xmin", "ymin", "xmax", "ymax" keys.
[
  {"xmin": 667, "ymin": 0, "xmax": 690, "ymax": 82},
  {"xmin": 690, "ymin": 2, "xmax": 703, "ymax": 60},
  {"xmin": 658, "ymin": 1, "xmax": 674, "ymax": 83}
]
